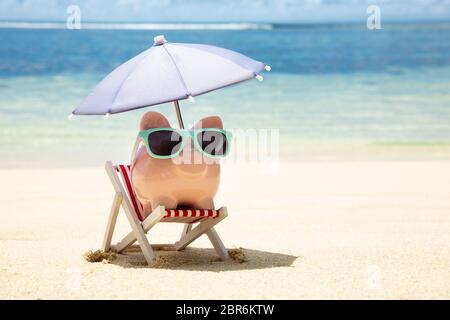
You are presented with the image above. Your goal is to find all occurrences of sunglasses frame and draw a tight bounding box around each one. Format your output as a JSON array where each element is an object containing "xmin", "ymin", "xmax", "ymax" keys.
[{"xmin": 137, "ymin": 128, "xmax": 232, "ymax": 159}]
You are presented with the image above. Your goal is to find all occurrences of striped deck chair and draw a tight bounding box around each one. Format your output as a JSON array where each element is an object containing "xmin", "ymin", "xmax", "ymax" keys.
[{"xmin": 101, "ymin": 161, "xmax": 229, "ymax": 266}]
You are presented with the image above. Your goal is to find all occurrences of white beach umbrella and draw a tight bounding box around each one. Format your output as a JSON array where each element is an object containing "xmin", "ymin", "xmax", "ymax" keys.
[{"xmin": 71, "ymin": 35, "xmax": 270, "ymax": 128}]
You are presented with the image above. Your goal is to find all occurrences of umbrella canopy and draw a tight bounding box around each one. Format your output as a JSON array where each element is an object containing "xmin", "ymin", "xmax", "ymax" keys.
[{"xmin": 72, "ymin": 35, "xmax": 269, "ymax": 117}]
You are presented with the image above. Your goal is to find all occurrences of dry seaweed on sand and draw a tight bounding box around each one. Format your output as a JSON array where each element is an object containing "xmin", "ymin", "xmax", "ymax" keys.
[
  {"xmin": 83, "ymin": 250, "xmax": 116, "ymax": 263},
  {"xmin": 152, "ymin": 255, "xmax": 170, "ymax": 268},
  {"xmin": 228, "ymin": 247, "xmax": 247, "ymax": 263}
]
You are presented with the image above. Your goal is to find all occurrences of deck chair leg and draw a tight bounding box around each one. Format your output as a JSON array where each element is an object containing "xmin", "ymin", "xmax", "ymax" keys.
[
  {"xmin": 105, "ymin": 161, "xmax": 155, "ymax": 265},
  {"xmin": 101, "ymin": 192, "xmax": 122, "ymax": 252},
  {"xmin": 180, "ymin": 224, "xmax": 192, "ymax": 240},
  {"xmin": 175, "ymin": 215, "xmax": 226, "ymax": 251},
  {"xmin": 206, "ymin": 227, "xmax": 229, "ymax": 260},
  {"xmin": 113, "ymin": 206, "xmax": 166, "ymax": 253},
  {"xmin": 122, "ymin": 208, "xmax": 155, "ymax": 264}
]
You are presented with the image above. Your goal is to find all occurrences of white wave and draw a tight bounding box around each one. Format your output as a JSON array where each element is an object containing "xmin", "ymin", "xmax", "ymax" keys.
[{"xmin": 0, "ymin": 22, "xmax": 273, "ymax": 30}]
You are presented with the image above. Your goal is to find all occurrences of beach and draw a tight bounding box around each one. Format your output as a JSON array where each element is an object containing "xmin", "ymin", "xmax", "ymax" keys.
[
  {"xmin": 1, "ymin": 23, "xmax": 450, "ymax": 300},
  {"xmin": 1, "ymin": 160, "xmax": 449, "ymax": 299}
]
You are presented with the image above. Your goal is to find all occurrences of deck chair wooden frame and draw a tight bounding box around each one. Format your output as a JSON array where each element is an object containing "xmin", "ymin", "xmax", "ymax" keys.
[{"xmin": 101, "ymin": 161, "xmax": 229, "ymax": 266}]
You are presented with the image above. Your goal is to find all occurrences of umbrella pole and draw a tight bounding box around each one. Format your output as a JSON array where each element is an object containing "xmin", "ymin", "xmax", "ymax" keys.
[
  {"xmin": 173, "ymin": 100, "xmax": 185, "ymax": 129},
  {"xmin": 173, "ymin": 99, "xmax": 191, "ymax": 237}
]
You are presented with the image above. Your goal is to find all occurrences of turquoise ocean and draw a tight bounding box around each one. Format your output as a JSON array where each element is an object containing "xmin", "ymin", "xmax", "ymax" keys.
[{"xmin": 1, "ymin": 22, "xmax": 450, "ymax": 167}]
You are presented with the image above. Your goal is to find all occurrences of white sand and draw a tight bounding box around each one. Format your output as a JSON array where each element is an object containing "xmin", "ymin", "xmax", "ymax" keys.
[{"xmin": 1, "ymin": 161, "xmax": 450, "ymax": 299}]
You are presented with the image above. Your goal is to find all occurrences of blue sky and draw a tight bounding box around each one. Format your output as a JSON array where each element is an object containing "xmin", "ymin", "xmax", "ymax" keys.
[{"xmin": 0, "ymin": 0, "xmax": 449, "ymax": 23}]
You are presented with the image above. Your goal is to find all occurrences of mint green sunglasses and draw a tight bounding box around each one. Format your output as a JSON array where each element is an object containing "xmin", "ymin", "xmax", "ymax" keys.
[{"xmin": 137, "ymin": 128, "xmax": 232, "ymax": 159}]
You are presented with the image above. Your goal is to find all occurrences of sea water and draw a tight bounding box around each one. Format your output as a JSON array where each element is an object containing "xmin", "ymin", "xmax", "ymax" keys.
[{"xmin": 0, "ymin": 23, "xmax": 449, "ymax": 167}]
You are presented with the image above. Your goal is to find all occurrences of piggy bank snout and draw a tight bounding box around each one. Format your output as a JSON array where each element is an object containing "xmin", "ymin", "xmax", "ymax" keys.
[
  {"xmin": 175, "ymin": 162, "xmax": 208, "ymax": 176},
  {"xmin": 175, "ymin": 147, "xmax": 209, "ymax": 176}
]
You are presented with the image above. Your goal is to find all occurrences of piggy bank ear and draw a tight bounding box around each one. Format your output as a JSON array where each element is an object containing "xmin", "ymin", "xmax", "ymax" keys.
[
  {"xmin": 139, "ymin": 111, "xmax": 171, "ymax": 131},
  {"xmin": 191, "ymin": 116, "xmax": 223, "ymax": 130}
]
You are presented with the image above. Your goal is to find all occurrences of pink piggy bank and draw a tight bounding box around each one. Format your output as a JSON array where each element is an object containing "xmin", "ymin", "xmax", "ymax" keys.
[{"xmin": 131, "ymin": 111, "xmax": 223, "ymax": 219}]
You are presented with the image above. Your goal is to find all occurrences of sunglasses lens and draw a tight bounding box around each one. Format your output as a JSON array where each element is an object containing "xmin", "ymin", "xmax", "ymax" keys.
[
  {"xmin": 197, "ymin": 130, "xmax": 228, "ymax": 156},
  {"xmin": 148, "ymin": 130, "xmax": 182, "ymax": 157}
]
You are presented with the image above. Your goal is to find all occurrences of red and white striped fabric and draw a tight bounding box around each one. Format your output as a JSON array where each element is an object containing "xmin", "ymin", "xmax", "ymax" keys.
[{"xmin": 116, "ymin": 164, "xmax": 222, "ymax": 223}]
